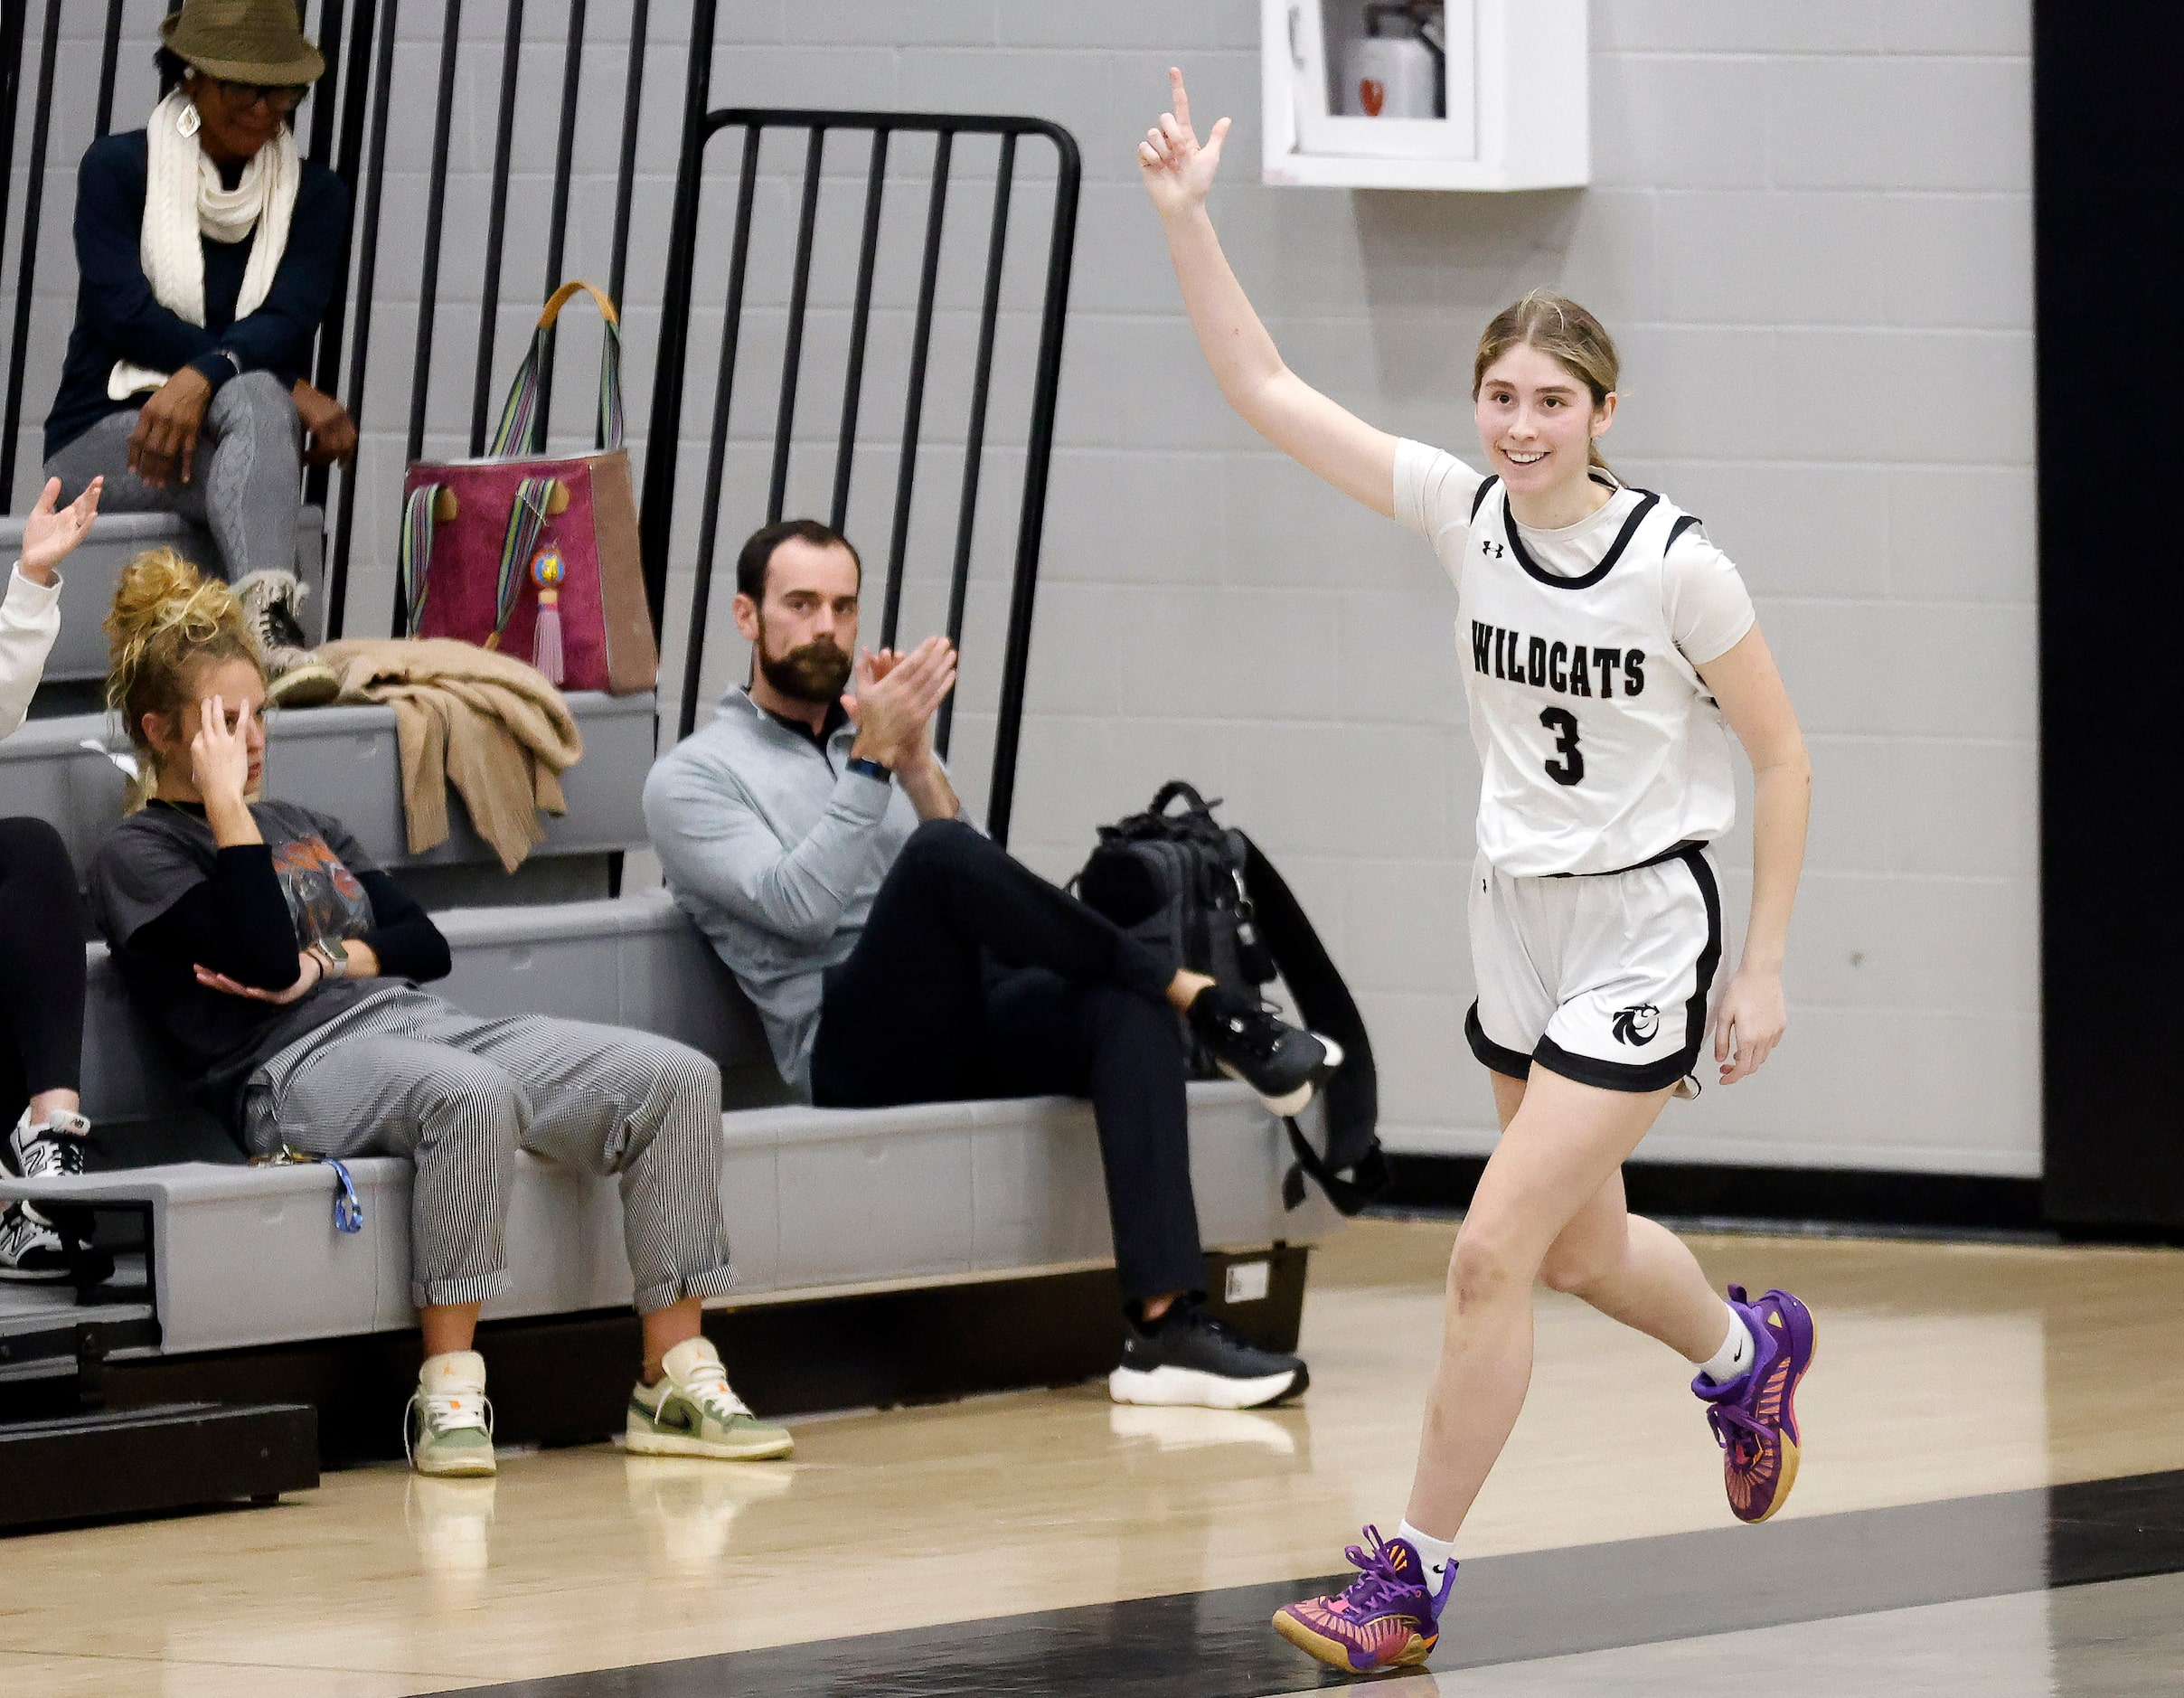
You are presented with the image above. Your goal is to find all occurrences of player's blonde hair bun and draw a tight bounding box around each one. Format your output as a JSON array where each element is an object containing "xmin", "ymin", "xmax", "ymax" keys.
[{"xmin": 104, "ymin": 547, "xmax": 263, "ymax": 810}]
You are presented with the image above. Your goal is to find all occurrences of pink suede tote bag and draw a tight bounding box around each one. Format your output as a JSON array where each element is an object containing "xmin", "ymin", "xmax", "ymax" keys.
[{"xmin": 397, "ymin": 281, "xmax": 657, "ymax": 695}]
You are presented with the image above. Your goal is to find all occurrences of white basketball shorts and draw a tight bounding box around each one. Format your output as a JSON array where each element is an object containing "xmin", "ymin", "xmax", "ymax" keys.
[{"xmin": 1464, "ymin": 843, "xmax": 1724, "ymax": 1094}]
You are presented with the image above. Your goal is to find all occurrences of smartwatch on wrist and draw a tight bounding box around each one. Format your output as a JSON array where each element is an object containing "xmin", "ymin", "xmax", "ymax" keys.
[
  {"xmin": 846, "ymin": 755, "xmax": 892, "ymax": 786},
  {"xmin": 309, "ymin": 939, "xmax": 352, "ymax": 980}
]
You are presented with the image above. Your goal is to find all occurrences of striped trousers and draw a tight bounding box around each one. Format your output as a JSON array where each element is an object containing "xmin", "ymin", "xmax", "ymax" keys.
[{"xmin": 241, "ymin": 986, "xmax": 736, "ymax": 1314}]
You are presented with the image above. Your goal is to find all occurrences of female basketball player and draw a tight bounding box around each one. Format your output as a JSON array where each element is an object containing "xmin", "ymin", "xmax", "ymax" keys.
[{"xmin": 1140, "ymin": 70, "xmax": 1816, "ymax": 1674}]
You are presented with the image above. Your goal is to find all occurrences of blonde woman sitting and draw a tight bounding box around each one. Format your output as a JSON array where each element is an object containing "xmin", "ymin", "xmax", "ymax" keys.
[{"xmin": 85, "ymin": 552, "xmax": 788, "ymax": 1476}]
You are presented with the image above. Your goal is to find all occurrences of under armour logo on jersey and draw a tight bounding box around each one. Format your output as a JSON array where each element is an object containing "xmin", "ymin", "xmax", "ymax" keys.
[
  {"xmin": 1611, "ymin": 1004, "xmax": 1661, "ymax": 1045},
  {"xmin": 1480, "ymin": 538, "xmax": 1506, "ymax": 559}
]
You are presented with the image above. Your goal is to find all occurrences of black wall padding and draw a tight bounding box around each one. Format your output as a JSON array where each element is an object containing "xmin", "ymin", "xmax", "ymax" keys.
[{"xmin": 2034, "ymin": 2, "xmax": 2184, "ymax": 1231}]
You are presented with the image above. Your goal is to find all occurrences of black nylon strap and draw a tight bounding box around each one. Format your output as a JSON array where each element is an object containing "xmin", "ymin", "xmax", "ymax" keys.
[
  {"xmin": 1282, "ymin": 1115, "xmax": 1390, "ymax": 1216},
  {"xmin": 1239, "ymin": 833, "xmax": 1386, "ymax": 1215}
]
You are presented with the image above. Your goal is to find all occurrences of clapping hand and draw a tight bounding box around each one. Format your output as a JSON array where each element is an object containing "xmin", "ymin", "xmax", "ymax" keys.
[
  {"xmin": 843, "ymin": 636, "xmax": 957, "ymax": 770},
  {"xmin": 17, "ymin": 476, "xmax": 102, "ymax": 586},
  {"xmin": 1138, "ymin": 67, "xmax": 1230, "ymax": 218}
]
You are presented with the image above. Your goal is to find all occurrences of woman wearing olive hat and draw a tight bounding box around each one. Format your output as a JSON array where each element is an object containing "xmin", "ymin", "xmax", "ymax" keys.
[{"xmin": 42, "ymin": 0, "xmax": 355, "ymax": 614}]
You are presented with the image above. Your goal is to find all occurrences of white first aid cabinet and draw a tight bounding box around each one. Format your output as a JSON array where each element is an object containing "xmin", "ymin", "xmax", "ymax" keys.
[{"xmin": 1262, "ymin": 0, "xmax": 1588, "ymax": 190}]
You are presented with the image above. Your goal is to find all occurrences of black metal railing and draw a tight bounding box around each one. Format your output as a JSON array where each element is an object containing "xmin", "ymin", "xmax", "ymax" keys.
[
  {"xmin": 4, "ymin": 4, "xmax": 1081, "ymax": 844},
  {"xmin": 640, "ymin": 108, "xmax": 1079, "ymax": 848},
  {"xmin": 0, "ymin": 0, "xmax": 679, "ymax": 641}
]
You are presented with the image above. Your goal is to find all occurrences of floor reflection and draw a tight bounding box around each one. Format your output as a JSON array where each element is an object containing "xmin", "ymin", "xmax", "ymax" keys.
[
  {"xmin": 408, "ymin": 1476, "xmax": 499, "ymax": 1608},
  {"xmin": 622, "ymin": 1456, "xmax": 797, "ymax": 1577},
  {"xmin": 1106, "ymin": 1402, "xmax": 1300, "ymax": 1456}
]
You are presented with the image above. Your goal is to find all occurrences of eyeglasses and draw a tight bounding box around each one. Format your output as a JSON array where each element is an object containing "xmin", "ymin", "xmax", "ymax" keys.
[{"xmin": 209, "ymin": 77, "xmax": 306, "ymax": 115}]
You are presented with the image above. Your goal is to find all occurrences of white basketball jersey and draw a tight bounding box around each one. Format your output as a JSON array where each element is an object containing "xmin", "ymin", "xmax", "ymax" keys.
[{"xmin": 1457, "ymin": 476, "xmax": 1739, "ymax": 876}]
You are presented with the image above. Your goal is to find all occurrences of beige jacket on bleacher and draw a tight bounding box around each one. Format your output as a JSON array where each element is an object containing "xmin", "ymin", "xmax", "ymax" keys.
[
  {"xmin": 315, "ymin": 637, "xmax": 584, "ymax": 874},
  {"xmin": 0, "ymin": 564, "xmax": 61, "ymax": 741}
]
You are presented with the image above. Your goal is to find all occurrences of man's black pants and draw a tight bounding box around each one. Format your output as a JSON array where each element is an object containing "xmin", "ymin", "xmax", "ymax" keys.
[{"xmin": 808, "ymin": 819, "xmax": 1204, "ymax": 1303}]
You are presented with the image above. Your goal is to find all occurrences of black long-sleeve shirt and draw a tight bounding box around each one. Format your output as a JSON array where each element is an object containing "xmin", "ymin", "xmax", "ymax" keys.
[
  {"xmin": 133, "ymin": 843, "xmax": 448, "ymax": 991},
  {"xmin": 86, "ymin": 799, "xmax": 448, "ymax": 1137},
  {"xmin": 44, "ymin": 129, "xmax": 352, "ymax": 461}
]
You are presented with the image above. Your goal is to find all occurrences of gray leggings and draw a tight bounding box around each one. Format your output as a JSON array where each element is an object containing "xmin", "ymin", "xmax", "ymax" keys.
[
  {"xmin": 43, "ymin": 370, "xmax": 303, "ymax": 581},
  {"xmin": 242, "ymin": 986, "xmax": 738, "ymax": 1315}
]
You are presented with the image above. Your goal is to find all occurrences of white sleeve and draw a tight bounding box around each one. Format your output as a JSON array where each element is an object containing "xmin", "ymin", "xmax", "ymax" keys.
[
  {"xmin": 1663, "ymin": 528, "xmax": 1756, "ymax": 666},
  {"xmin": 1391, "ymin": 438, "xmax": 1485, "ymax": 541},
  {"xmin": 0, "ymin": 564, "xmax": 62, "ymax": 741}
]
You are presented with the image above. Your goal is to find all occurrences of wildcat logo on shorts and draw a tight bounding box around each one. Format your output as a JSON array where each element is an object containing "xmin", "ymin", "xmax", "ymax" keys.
[{"xmin": 1611, "ymin": 1004, "xmax": 1661, "ymax": 1045}]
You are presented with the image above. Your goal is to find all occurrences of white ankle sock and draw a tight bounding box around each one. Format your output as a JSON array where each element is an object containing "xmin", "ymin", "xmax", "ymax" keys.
[
  {"xmin": 1698, "ymin": 1304, "xmax": 1756, "ymax": 1385},
  {"xmin": 1395, "ymin": 1520, "xmax": 1457, "ymax": 1590}
]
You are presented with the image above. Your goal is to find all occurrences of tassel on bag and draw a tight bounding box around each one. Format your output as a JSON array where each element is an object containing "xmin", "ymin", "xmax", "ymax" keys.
[
  {"xmin": 481, "ymin": 476, "xmax": 558, "ymax": 652},
  {"xmin": 530, "ymin": 544, "xmax": 566, "ymax": 684}
]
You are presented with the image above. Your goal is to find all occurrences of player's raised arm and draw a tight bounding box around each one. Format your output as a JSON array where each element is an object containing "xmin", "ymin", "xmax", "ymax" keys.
[{"xmin": 1140, "ymin": 68, "xmax": 1398, "ymax": 518}]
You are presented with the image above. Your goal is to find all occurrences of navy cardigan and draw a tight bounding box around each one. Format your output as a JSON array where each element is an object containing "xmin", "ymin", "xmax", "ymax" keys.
[{"xmin": 43, "ymin": 129, "xmax": 351, "ymax": 462}]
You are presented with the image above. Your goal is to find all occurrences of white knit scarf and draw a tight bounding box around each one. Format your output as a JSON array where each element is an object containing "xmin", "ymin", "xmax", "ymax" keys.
[{"xmin": 108, "ymin": 90, "xmax": 301, "ymax": 400}]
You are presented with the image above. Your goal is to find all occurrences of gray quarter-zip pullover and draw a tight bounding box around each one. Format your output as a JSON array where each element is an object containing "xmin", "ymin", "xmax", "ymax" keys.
[{"xmin": 644, "ymin": 691, "xmax": 928, "ymax": 1096}]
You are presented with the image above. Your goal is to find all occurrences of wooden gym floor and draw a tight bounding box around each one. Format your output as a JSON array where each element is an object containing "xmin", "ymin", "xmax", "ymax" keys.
[{"xmin": 4, "ymin": 1218, "xmax": 2180, "ymax": 1694}]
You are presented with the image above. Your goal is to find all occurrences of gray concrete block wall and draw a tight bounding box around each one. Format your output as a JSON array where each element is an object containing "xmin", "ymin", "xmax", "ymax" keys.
[
  {"xmin": 8, "ymin": 2, "xmax": 2037, "ymax": 1176},
  {"xmin": 690, "ymin": 1, "xmax": 2034, "ymax": 1180}
]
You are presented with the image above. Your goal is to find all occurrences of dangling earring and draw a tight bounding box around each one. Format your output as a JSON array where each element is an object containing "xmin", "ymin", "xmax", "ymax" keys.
[{"xmin": 177, "ymin": 100, "xmax": 202, "ymax": 138}]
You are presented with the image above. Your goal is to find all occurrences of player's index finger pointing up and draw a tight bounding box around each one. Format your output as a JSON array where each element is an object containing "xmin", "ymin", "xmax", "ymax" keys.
[{"xmin": 1170, "ymin": 67, "xmax": 1191, "ymax": 133}]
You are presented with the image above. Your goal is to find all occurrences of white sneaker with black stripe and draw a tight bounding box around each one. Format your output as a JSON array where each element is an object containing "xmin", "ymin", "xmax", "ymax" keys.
[
  {"xmin": 0, "ymin": 1202, "xmax": 75, "ymax": 1283},
  {"xmin": 8, "ymin": 1105, "xmax": 91, "ymax": 1181},
  {"xmin": 3, "ymin": 1108, "xmax": 108, "ymax": 1283}
]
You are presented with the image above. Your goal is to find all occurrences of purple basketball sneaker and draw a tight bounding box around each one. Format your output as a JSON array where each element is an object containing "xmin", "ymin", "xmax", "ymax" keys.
[
  {"xmin": 1693, "ymin": 1284, "xmax": 1817, "ymax": 1523},
  {"xmin": 1271, "ymin": 1525, "xmax": 1454, "ymax": 1674}
]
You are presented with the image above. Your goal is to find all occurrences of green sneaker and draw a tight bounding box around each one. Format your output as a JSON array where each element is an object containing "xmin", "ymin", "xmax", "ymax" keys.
[
  {"xmin": 407, "ymin": 1350, "xmax": 497, "ymax": 1477},
  {"xmin": 626, "ymin": 1336, "xmax": 793, "ymax": 1460}
]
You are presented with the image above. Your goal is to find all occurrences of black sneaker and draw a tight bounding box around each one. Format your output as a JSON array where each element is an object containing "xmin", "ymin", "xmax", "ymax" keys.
[
  {"xmin": 1108, "ymin": 1303, "xmax": 1309, "ymax": 1410},
  {"xmin": 1188, "ymin": 986, "xmax": 1343, "ymax": 1117}
]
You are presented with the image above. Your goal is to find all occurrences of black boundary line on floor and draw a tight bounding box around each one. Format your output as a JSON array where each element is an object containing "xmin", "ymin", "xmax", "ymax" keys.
[{"xmin": 436, "ymin": 1468, "xmax": 2184, "ymax": 1697}]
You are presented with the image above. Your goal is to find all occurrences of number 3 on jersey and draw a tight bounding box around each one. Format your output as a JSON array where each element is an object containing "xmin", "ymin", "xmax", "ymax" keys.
[{"xmin": 1539, "ymin": 706, "xmax": 1585, "ymax": 786}]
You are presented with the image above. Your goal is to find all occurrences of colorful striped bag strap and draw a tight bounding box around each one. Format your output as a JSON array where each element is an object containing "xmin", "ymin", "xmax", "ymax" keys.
[
  {"xmin": 400, "ymin": 481, "xmax": 441, "ymax": 637},
  {"xmin": 487, "ymin": 279, "xmax": 625, "ymax": 458},
  {"xmin": 481, "ymin": 476, "xmax": 560, "ymax": 650}
]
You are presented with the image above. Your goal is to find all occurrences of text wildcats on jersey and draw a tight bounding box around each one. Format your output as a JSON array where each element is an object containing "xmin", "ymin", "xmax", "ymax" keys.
[{"xmin": 1470, "ymin": 620, "xmax": 1648, "ymax": 699}]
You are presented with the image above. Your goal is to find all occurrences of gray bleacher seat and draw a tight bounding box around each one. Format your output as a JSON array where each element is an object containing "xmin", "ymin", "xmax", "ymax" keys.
[
  {"xmin": 0, "ymin": 508, "xmax": 325, "ymax": 684},
  {"xmin": 2, "ymin": 893, "xmax": 1341, "ymax": 1363},
  {"xmin": 0, "ymin": 689, "xmax": 656, "ymax": 881}
]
